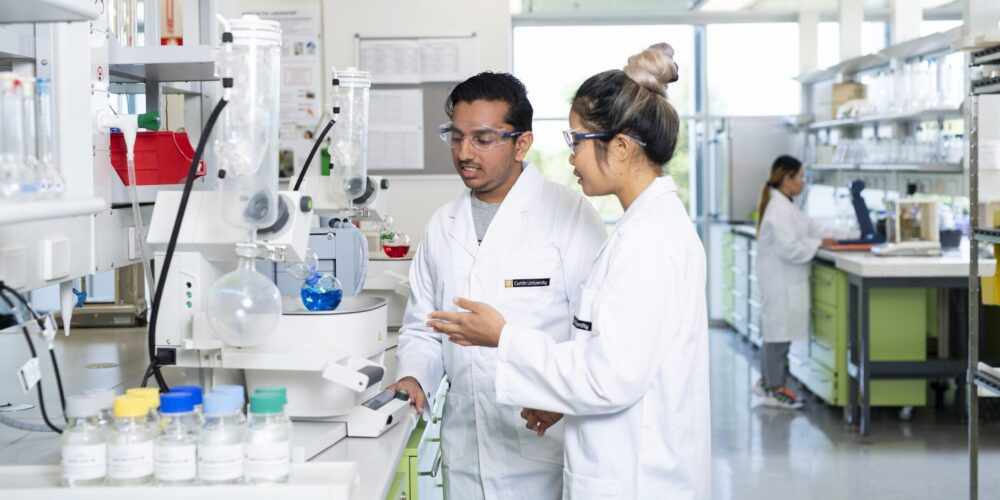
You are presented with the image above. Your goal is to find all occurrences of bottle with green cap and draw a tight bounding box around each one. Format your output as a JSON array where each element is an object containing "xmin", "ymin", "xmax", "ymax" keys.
[
  {"xmin": 254, "ymin": 387, "xmax": 293, "ymax": 458},
  {"xmin": 244, "ymin": 392, "xmax": 290, "ymax": 484},
  {"xmin": 60, "ymin": 394, "xmax": 107, "ymax": 487},
  {"xmin": 107, "ymin": 395, "xmax": 154, "ymax": 485}
]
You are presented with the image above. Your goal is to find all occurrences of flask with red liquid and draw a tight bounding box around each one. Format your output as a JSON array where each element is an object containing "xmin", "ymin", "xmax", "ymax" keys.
[{"xmin": 380, "ymin": 218, "xmax": 410, "ymax": 258}]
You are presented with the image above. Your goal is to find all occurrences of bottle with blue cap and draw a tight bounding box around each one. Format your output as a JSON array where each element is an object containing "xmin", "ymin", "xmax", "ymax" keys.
[
  {"xmin": 60, "ymin": 394, "xmax": 107, "ymax": 487},
  {"xmin": 171, "ymin": 385, "xmax": 204, "ymax": 426},
  {"xmin": 198, "ymin": 392, "xmax": 245, "ymax": 484},
  {"xmin": 212, "ymin": 385, "xmax": 247, "ymax": 425},
  {"xmin": 154, "ymin": 392, "xmax": 198, "ymax": 485},
  {"xmin": 244, "ymin": 392, "xmax": 290, "ymax": 484}
]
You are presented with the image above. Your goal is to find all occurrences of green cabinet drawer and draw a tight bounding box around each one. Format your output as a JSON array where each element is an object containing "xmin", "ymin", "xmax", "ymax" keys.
[
  {"xmin": 810, "ymin": 302, "xmax": 839, "ymax": 353},
  {"xmin": 810, "ymin": 339, "xmax": 837, "ymax": 373},
  {"xmin": 810, "ymin": 265, "xmax": 841, "ymax": 309}
]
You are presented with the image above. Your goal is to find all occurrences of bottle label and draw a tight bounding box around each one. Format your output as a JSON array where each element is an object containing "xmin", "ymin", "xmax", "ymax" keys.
[
  {"xmin": 244, "ymin": 441, "xmax": 290, "ymax": 480},
  {"xmin": 198, "ymin": 443, "xmax": 244, "ymax": 481},
  {"xmin": 61, "ymin": 443, "xmax": 107, "ymax": 480},
  {"xmin": 154, "ymin": 443, "xmax": 196, "ymax": 481},
  {"xmin": 107, "ymin": 441, "xmax": 154, "ymax": 479}
]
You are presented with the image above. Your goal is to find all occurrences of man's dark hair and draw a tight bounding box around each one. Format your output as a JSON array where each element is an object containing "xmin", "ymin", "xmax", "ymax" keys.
[{"xmin": 445, "ymin": 71, "xmax": 533, "ymax": 132}]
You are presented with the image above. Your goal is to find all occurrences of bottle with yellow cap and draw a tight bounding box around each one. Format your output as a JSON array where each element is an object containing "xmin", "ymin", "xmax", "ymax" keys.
[
  {"xmin": 106, "ymin": 395, "xmax": 154, "ymax": 485},
  {"xmin": 126, "ymin": 387, "xmax": 161, "ymax": 426}
]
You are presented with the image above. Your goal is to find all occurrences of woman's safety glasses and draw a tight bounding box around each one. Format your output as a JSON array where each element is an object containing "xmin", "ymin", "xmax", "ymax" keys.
[
  {"xmin": 439, "ymin": 122, "xmax": 525, "ymax": 151},
  {"xmin": 563, "ymin": 128, "xmax": 647, "ymax": 154}
]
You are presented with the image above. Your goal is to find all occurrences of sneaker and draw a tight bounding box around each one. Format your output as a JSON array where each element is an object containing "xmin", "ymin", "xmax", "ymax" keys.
[
  {"xmin": 763, "ymin": 386, "xmax": 804, "ymax": 410},
  {"xmin": 752, "ymin": 378, "xmax": 767, "ymax": 397}
]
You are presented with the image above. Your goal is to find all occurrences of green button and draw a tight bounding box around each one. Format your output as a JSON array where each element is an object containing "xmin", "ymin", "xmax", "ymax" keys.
[
  {"xmin": 186, "ymin": 302, "xmax": 192, "ymax": 308},
  {"xmin": 186, "ymin": 291, "xmax": 192, "ymax": 298}
]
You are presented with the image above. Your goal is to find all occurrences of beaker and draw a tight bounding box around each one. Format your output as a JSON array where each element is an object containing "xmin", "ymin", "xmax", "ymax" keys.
[
  {"xmin": 35, "ymin": 77, "xmax": 63, "ymax": 195},
  {"xmin": 0, "ymin": 74, "xmax": 25, "ymax": 199},
  {"xmin": 329, "ymin": 67, "xmax": 371, "ymax": 201},
  {"xmin": 214, "ymin": 15, "xmax": 282, "ymax": 230}
]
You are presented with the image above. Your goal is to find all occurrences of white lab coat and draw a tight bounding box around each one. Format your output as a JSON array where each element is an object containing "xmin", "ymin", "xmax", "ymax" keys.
[
  {"xmin": 494, "ymin": 176, "xmax": 711, "ymax": 500},
  {"xmin": 755, "ymin": 189, "xmax": 854, "ymax": 342},
  {"xmin": 395, "ymin": 163, "xmax": 607, "ymax": 500}
]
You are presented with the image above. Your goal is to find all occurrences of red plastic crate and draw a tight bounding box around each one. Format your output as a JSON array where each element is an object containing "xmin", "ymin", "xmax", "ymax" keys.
[{"xmin": 110, "ymin": 131, "xmax": 206, "ymax": 186}]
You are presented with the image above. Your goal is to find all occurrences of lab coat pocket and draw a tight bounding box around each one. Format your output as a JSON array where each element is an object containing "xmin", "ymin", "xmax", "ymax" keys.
[
  {"xmin": 499, "ymin": 248, "xmax": 564, "ymax": 313},
  {"xmin": 515, "ymin": 414, "xmax": 565, "ymax": 466},
  {"xmin": 563, "ymin": 468, "xmax": 626, "ymax": 500},
  {"xmin": 440, "ymin": 392, "xmax": 469, "ymax": 463}
]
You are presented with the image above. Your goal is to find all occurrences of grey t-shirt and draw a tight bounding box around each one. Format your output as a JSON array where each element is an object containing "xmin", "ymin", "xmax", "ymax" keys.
[{"xmin": 470, "ymin": 196, "xmax": 502, "ymax": 244}]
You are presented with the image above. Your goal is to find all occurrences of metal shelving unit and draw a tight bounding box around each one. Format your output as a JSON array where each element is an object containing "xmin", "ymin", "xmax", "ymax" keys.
[
  {"xmin": 808, "ymin": 108, "xmax": 964, "ymax": 130},
  {"xmin": 966, "ymin": 41, "xmax": 1000, "ymax": 500},
  {"xmin": 0, "ymin": 0, "xmax": 99, "ymax": 24}
]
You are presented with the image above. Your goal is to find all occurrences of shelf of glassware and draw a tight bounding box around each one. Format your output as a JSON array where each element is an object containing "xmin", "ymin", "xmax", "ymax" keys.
[
  {"xmin": 807, "ymin": 108, "xmax": 963, "ymax": 131},
  {"xmin": 974, "ymin": 228, "xmax": 1000, "ymax": 245},
  {"xmin": 0, "ymin": 197, "xmax": 106, "ymax": 226},
  {"xmin": 0, "ymin": 0, "xmax": 100, "ymax": 24},
  {"xmin": 808, "ymin": 163, "xmax": 962, "ymax": 173}
]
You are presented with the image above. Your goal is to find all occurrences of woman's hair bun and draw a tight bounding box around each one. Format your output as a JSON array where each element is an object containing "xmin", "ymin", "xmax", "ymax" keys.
[{"xmin": 623, "ymin": 43, "xmax": 679, "ymax": 98}]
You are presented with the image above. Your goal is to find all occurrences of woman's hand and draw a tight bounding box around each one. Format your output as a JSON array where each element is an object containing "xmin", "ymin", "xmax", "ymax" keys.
[
  {"xmin": 428, "ymin": 297, "xmax": 506, "ymax": 348},
  {"xmin": 521, "ymin": 408, "xmax": 563, "ymax": 437}
]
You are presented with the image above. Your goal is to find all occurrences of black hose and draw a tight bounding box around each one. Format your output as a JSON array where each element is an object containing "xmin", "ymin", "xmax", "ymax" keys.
[
  {"xmin": 293, "ymin": 119, "xmax": 335, "ymax": 191},
  {"xmin": 144, "ymin": 96, "xmax": 229, "ymax": 391},
  {"xmin": 1, "ymin": 283, "xmax": 67, "ymax": 416},
  {"xmin": 0, "ymin": 289, "xmax": 61, "ymax": 434}
]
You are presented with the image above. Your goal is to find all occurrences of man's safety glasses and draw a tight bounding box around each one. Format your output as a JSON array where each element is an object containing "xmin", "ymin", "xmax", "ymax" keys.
[{"xmin": 439, "ymin": 122, "xmax": 525, "ymax": 152}]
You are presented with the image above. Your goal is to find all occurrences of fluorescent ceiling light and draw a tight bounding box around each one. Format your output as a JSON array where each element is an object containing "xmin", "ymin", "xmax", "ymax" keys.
[
  {"xmin": 697, "ymin": 0, "xmax": 757, "ymax": 12},
  {"xmin": 921, "ymin": 0, "xmax": 957, "ymax": 8}
]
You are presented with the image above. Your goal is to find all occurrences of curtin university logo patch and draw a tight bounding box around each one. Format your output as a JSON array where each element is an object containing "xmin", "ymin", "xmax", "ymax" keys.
[{"xmin": 504, "ymin": 278, "xmax": 551, "ymax": 288}]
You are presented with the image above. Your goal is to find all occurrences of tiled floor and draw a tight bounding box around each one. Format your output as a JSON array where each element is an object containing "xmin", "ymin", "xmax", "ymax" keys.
[{"xmin": 710, "ymin": 328, "xmax": 1000, "ymax": 499}]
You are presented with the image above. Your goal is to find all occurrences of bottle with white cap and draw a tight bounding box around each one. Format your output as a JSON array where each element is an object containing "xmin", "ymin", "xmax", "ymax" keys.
[
  {"xmin": 60, "ymin": 394, "xmax": 107, "ymax": 487},
  {"xmin": 84, "ymin": 388, "xmax": 116, "ymax": 427}
]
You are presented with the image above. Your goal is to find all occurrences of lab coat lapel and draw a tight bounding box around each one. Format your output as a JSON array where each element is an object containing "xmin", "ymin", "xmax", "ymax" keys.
[
  {"xmin": 477, "ymin": 163, "xmax": 543, "ymax": 259},
  {"xmin": 446, "ymin": 191, "xmax": 479, "ymax": 258}
]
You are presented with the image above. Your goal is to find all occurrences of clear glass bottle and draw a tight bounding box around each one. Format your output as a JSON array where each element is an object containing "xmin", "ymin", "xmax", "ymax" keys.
[
  {"xmin": 198, "ymin": 392, "xmax": 245, "ymax": 485},
  {"xmin": 171, "ymin": 385, "xmax": 205, "ymax": 427},
  {"xmin": 60, "ymin": 395, "xmax": 108, "ymax": 487},
  {"xmin": 329, "ymin": 67, "xmax": 371, "ymax": 200},
  {"xmin": 35, "ymin": 77, "xmax": 63, "ymax": 195},
  {"xmin": 107, "ymin": 395, "xmax": 154, "ymax": 486},
  {"xmin": 0, "ymin": 74, "xmax": 24, "ymax": 199},
  {"xmin": 154, "ymin": 392, "xmax": 198, "ymax": 485},
  {"xmin": 244, "ymin": 393, "xmax": 291, "ymax": 484},
  {"xmin": 211, "ymin": 385, "xmax": 247, "ymax": 424},
  {"xmin": 17, "ymin": 77, "xmax": 39, "ymax": 197}
]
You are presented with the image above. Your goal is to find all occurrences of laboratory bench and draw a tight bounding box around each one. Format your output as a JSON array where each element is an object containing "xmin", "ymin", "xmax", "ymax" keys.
[{"xmin": 723, "ymin": 224, "xmax": 997, "ymax": 435}]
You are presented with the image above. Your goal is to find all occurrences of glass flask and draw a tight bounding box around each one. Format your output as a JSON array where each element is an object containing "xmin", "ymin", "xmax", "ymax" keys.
[
  {"xmin": 0, "ymin": 74, "xmax": 24, "ymax": 199},
  {"xmin": 380, "ymin": 217, "xmax": 411, "ymax": 258},
  {"xmin": 35, "ymin": 78, "xmax": 63, "ymax": 195},
  {"xmin": 18, "ymin": 77, "xmax": 40, "ymax": 197},
  {"xmin": 288, "ymin": 248, "xmax": 343, "ymax": 311},
  {"xmin": 205, "ymin": 251, "xmax": 282, "ymax": 347},
  {"xmin": 329, "ymin": 67, "xmax": 371, "ymax": 201},
  {"xmin": 215, "ymin": 15, "xmax": 281, "ymax": 230}
]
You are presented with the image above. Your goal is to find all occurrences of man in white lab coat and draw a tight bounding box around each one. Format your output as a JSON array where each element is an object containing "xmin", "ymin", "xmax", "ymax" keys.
[{"xmin": 389, "ymin": 72, "xmax": 607, "ymax": 499}]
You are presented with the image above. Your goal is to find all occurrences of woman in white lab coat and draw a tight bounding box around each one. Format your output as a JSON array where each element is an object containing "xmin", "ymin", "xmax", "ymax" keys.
[
  {"xmin": 427, "ymin": 43, "xmax": 711, "ymax": 500},
  {"xmin": 753, "ymin": 155, "xmax": 850, "ymax": 410}
]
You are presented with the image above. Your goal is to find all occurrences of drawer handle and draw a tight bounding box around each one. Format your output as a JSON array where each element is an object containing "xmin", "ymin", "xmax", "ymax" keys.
[
  {"xmin": 428, "ymin": 437, "xmax": 441, "ymax": 443},
  {"xmin": 748, "ymin": 324, "xmax": 760, "ymax": 333},
  {"xmin": 419, "ymin": 446, "xmax": 444, "ymax": 478},
  {"xmin": 813, "ymin": 337, "xmax": 833, "ymax": 350},
  {"xmin": 748, "ymin": 299, "xmax": 761, "ymax": 308},
  {"xmin": 809, "ymin": 277, "xmax": 833, "ymax": 287},
  {"xmin": 731, "ymin": 266, "xmax": 744, "ymax": 275},
  {"xmin": 432, "ymin": 416, "xmax": 442, "ymax": 424},
  {"xmin": 810, "ymin": 309, "xmax": 833, "ymax": 320}
]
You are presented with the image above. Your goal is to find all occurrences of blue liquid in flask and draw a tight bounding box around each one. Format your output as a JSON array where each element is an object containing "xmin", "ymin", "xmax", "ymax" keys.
[{"xmin": 301, "ymin": 273, "xmax": 343, "ymax": 311}]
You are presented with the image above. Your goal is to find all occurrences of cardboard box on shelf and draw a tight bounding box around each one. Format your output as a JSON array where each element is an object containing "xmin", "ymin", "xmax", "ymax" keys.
[{"xmin": 813, "ymin": 82, "xmax": 867, "ymax": 121}]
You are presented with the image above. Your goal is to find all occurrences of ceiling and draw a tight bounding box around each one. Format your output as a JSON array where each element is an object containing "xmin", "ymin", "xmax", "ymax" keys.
[{"xmin": 516, "ymin": 0, "xmax": 962, "ymax": 17}]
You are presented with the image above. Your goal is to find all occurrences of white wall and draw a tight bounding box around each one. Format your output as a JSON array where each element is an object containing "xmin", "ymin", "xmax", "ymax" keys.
[{"xmin": 236, "ymin": 0, "xmax": 511, "ymax": 241}]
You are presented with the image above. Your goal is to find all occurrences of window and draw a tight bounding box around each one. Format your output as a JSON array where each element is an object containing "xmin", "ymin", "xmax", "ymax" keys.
[
  {"xmin": 513, "ymin": 25, "xmax": 695, "ymax": 221},
  {"xmin": 706, "ymin": 23, "xmax": 800, "ymax": 116},
  {"xmin": 816, "ymin": 22, "xmax": 889, "ymax": 70}
]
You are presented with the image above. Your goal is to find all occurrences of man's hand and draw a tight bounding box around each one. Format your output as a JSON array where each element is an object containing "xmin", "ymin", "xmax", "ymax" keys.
[
  {"xmin": 428, "ymin": 297, "xmax": 506, "ymax": 348},
  {"xmin": 386, "ymin": 376, "xmax": 427, "ymax": 414},
  {"xmin": 521, "ymin": 408, "xmax": 563, "ymax": 437}
]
